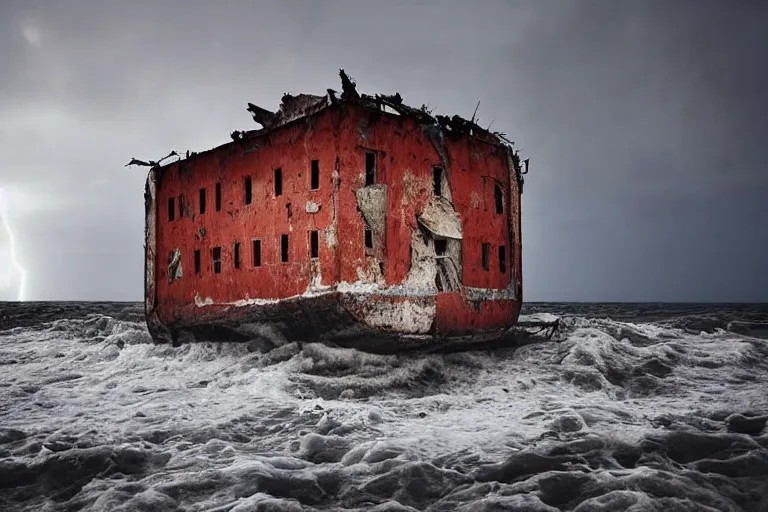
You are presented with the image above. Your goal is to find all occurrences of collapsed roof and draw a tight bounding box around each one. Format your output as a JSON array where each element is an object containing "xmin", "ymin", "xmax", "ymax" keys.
[
  {"xmin": 127, "ymin": 69, "xmax": 529, "ymax": 188},
  {"xmin": 234, "ymin": 69, "xmax": 518, "ymax": 150}
]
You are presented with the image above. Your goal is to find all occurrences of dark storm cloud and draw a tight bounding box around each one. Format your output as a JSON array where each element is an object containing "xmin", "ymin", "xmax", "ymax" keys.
[
  {"xmin": 0, "ymin": 0, "xmax": 765, "ymax": 301},
  {"xmin": 508, "ymin": 0, "xmax": 768, "ymax": 302}
]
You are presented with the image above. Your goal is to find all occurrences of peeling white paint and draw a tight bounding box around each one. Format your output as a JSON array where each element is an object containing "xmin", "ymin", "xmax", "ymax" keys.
[
  {"xmin": 144, "ymin": 169, "xmax": 158, "ymax": 314},
  {"xmin": 325, "ymin": 169, "xmax": 340, "ymax": 248},
  {"xmin": 167, "ymin": 248, "xmax": 183, "ymax": 283},
  {"xmin": 194, "ymin": 293, "xmax": 214, "ymax": 307},
  {"xmin": 324, "ymin": 226, "xmax": 337, "ymax": 248},
  {"xmin": 309, "ymin": 258, "xmax": 324, "ymax": 290},
  {"xmin": 191, "ymin": 275, "xmax": 511, "ymax": 309},
  {"xmin": 336, "ymin": 280, "xmax": 380, "ymax": 294},
  {"xmin": 361, "ymin": 299, "xmax": 436, "ymax": 334},
  {"xmin": 417, "ymin": 197, "xmax": 463, "ymax": 239},
  {"xmin": 403, "ymin": 229, "xmax": 438, "ymax": 292},
  {"xmin": 226, "ymin": 297, "xmax": 282, "ymax": 307},
  {"xmin": 470, "ymin": 191, "xmax": 482, "ymax": 209},
  {"xmin": 466, "ymin": 283, "xmax": 517, "ymax": 301},
  {"xmin": 355, "ymin": 184, "xmax": 387, "ymax": 238}
]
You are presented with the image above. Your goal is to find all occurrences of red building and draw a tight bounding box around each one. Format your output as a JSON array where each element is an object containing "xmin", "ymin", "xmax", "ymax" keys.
[{"xmin": 140, "ymin": 71, "xmax": 528, "ymax": 352}]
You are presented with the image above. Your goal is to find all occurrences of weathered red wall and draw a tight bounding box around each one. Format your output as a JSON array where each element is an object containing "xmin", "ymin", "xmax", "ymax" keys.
[
  {"xmin": 154, "ymin": 104, "xmax": 521, "ymax": 327},
  {"xmin": 347, "ymin": 109, "xmax": 514, "ymax": 289},
  {"xmin": 155, "ymin": 109, "xmax": 342, "ymax": 318},
  {"xmin": 434, "ymin": 294, "xmax": 517, "ymax": 334}
]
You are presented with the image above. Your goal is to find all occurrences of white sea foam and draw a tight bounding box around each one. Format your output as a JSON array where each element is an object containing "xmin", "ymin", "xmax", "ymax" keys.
[{"xmin": 0, "ymin": 304, "xmax": 767, "ymax": 511}]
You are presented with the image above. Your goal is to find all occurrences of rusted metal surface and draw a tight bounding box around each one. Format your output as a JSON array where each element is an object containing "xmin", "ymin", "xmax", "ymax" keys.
[{"xmin": 139, "ymin": 70, "xmax": 529, "ymax": 350}]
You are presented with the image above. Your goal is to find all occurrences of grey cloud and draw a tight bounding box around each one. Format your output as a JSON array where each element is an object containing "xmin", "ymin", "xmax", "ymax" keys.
[{"xmin": 0, "ymin": 0, "xmax": 766, "ymax": 301}]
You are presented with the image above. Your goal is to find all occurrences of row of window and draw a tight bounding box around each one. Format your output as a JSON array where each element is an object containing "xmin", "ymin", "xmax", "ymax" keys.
[
  {"xmin": 189, "ymin": 231, "xmax": 322, "ymax": 275},
  {"xmin": 182, "ymin": 231, "xmax": 507, "ymax": 276},
  {"xmin": 168, "ymin": 157, "xmax": 330, "ymax": 222},
  {"xmin": 167, "ymin": 151, "xmax": 505, "ymax": 223},
  {"xmin": 433, "ymin": 166, "xmax": 505, "ymax": 215},
  {"xmin": 431, "ymin": 239, "xmax": 506, "ymax": 274}
]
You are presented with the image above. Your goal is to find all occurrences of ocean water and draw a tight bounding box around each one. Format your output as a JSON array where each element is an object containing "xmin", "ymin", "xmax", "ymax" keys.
[{"xmin": 0, "ymin": 302, "xmax": 767, "ymax": 511}]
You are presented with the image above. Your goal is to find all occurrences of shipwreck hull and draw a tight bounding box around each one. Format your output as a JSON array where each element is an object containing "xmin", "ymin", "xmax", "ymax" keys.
[{"xmin": 148, "ymin": 291, "xmax": 521, "ymax": 354}]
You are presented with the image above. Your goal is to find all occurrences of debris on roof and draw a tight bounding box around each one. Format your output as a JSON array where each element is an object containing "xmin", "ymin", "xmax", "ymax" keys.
[
  {"xmin": 124, "ymin": 151, "xmax": 178, "ymax": 169},
  {"xmin": 125, "ymin": 69, "xmax": 528, "ymax": 187},
  {"xmin": 241, "ymin": 69, "xmax": 519, "ymax": 151}
]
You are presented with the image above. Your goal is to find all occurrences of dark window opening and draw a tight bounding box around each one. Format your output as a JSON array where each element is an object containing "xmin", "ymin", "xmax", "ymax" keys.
[
  {"xmin": 199, "ymin": 188, "xmax": 206, "ymax": 214},
  {"xmin": 310, "ymin": 160, "xmax": 320, "ymax": 190},
  {"xmin": 274, "ymin": 168, "xmax": 283, "ymax": 197},
  {"xmin": 168, "ymin": 197, "xmax": 175, "ymax": 221},
  {"xmin": 281, "ymin": 234, "xmax": 289, "ymax": 262},
  {"xmin": 494, "ymin": 184, "xmax": 504, "ymax": 214},
  {"xmin": 212, "ymin": 246, "xmax": 222, "ymax": 274},
  {"xmin": 499, "ymin": 245, "xmax": 506, "ymax": 273},
  {"xmin": 435, "ymin": 239, "xmax": 447, "ymax": 256},
  {"xmin": 252, "ymin": 240, "xmax": 261, "ymax": 267},
  {"xmin": 244, "ymin": 176, "xmax": 252, "ymax": 205},
  {"xmin": 365, "ymin": 152, "xmax": 376, "ymax": 186},
  {"xmin": 364, "ymin": 229, "xmax": 373, "ymax": 249},
  {"xmin": 215, "ymin": 182, "xmax": 221, "ymax": 211},
  {"xmin": 433, "ymin": 166, "xmax": 443, "ymax": 196},
  {"xmin": 234, "ymin": 242, "xmax": 241, "ymax": 269},
  {"xmin": 310, "ymin": 230, "xmax": 319, "ymax": 258},
  {"xmin": 178, "ymin": 195, "xmax": 185, "ymax": 217},
  {"xmin": 194, "ymin": 250, "xmax": 201, "ymax": 274},
  {"xmin": 482, "ymin": 243, "xmax": 490, "ymax": 271}
]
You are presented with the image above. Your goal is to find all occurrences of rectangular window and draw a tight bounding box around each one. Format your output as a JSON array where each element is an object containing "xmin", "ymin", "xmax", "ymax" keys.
[
  {"xmin": 194, "ymin": 249, "xmax": 201, "ymax": 274},
  {"xmin": 252, "ymin": 239, "xmax": 261, "ymax": 267},
  {"xmin": 310, "ymin": 160, "xmax": 320, "ymax": 190},
  {"xmin": 364, "ymin": 229, "xmax": 373, "ymax": 249},
  {"xmin": 244, "ymin": 176, "xmax": 252, "ymax": 205},
  {"xmin": 310, "ymin": 230, "xmax": 319, "ymax": 259},
  {"xmin": 482, "ymin": 243, "xmax": 490, "ymax": 271},
  {"xmin": 495, "ymin": 184, "xmax": 504, "ymax": 214},
  {"xmin": 499, "ymin": 245, "xmax": 506, "ymax": 273},
  {"xmin": 199, "ymin": 187, "xmax": 206, "ymax": 214},
  {"xmin": 365, "ymin": 152, "xmax": 376, "ymax": 186},
  {"xmin": 274, "ymin": 168, "xmax": 283, "ymax": 197},
  {"xmin": 433, "ymin": 166, "xmax": 443, "ymax": 196},
  {"xmin": 234, "ymin": 242, "xmax": 241, "ymax": 269},
  {"xmin": 281, "ymin": 234, "xmax": 289, "ymax": 262},
  {"xmin": 215, "ymin": 182, "xmax": 221, "ymax": 211},
  {"xmin": 212, "ymin": 246, "xmax": 222, "ymax": 274},
  {"xmin": 168, "ymin": 197, "xmax": 175, "ymax": 221},
  {"xmin": 178, "ymin": 195, "xmax": 185, "ymax": 217},
  {"xmin": 435, "ymin": 239, "xmax": 447, "ymax": 256}
]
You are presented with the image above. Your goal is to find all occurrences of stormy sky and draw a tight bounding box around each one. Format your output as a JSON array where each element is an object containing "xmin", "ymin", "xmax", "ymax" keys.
[{"xmin": 0, "ymin": 0, "xmax": 765, "ymax": 302}]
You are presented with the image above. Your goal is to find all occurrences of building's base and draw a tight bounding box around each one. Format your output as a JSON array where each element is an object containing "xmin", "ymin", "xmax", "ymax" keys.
[{"xmin": 147, "ymin": 291, "xmax": 522, "ymax": 354}]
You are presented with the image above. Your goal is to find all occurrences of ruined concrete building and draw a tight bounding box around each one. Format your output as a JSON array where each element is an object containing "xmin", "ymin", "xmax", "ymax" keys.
[{"xmin": 139, "ymin": 70, "xmax": 529, "ymax": 352}]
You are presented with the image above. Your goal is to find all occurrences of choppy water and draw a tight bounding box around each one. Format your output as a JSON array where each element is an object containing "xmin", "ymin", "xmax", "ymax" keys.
[{"xmin": 1, "ymin": 302, "xmax": 767, "ymax": 511}]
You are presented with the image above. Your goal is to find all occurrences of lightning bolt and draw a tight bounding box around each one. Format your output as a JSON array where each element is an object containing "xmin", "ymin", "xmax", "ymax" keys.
[{"xmin": 0, "ymin": 188, "xmax": 26, "ymax": 301}]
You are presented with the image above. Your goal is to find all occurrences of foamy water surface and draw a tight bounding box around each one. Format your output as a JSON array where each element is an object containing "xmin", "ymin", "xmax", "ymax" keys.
[{"xmin": 1, "ymin": 302, "xmax": 767, "ymax": 511}]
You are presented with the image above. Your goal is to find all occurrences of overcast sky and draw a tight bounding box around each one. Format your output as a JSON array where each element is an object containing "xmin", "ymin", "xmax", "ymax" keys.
[{"xmin": 0, "ymin": 0, "xmax": 766, "ymax": 302}]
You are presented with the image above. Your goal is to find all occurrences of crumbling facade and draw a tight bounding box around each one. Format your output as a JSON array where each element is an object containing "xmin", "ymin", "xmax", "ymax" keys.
[{"xmin": 140, "ymin": 71, "xmax": 528, "ymax": 352}]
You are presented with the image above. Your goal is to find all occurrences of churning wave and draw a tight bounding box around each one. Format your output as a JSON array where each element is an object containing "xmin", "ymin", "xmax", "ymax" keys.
[{"xmin": 0, "ymin": 302, "xmax": 767, "ymax": 511}]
